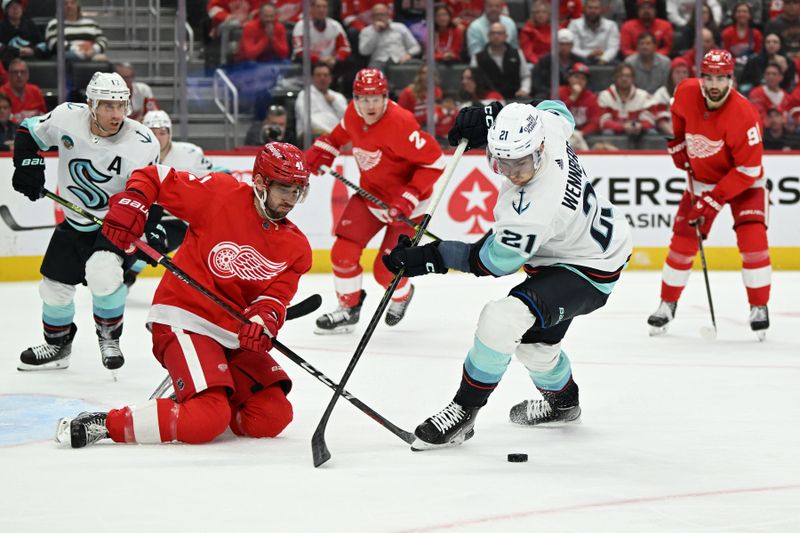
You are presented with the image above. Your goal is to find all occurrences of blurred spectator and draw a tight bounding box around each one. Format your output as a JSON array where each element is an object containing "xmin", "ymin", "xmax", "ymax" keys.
[
  {"xmin": 431, "ymin": 3, "xmax": 463, "ymax": 63},
  {"xmin": 0, "ymin": 58, "xmax": 45, "ymax": 122},
  {"xmin": 666, "ymin": 0, "xmax": 722, "ymax": 27},
  {"xmin": 397, "ymin": 63, "xmax": 442, "ymax": 127},
  {"xmin": 672, "ymin": 1, "xmax": 720, "ymax": 57},
  {"xmin": 598, "ymin": 63, "xmax": 655, "ymax": 142},
  {"xmin": 459, "ymin": 65, "xmax": 504, "ymax": 105},
  {"xmin": 721, "ymin": 2, "xmax": 763, "ymax": 61},
  {"xmin": 763, "ymin": 108, "xmax": 800, "ymax": 149},
  {"xmin": 599, "ymin": 0, "xmax": 628, "ymax": 25},
  {"xmin": 295, "ymin": 62, "xmax": 347, "ymax": 139},
  {"xmin": 236, "ymin": 3, "xmax": 289, "ymax": 63},
  {"xmin": 625, "ymin": 32, "xmax": 670, "ymax": 94},
  {"xmin": 292, "ymin": 0, "xmax": 351, "ymax": 71},
  {"xmin": 0, "ymin": 0, "xmax": 26, "ymax": 17},
  {"xmin": 0, "ymin": 92, "xmax": 16, "ymax": 151},
  {"xmin": 0, "ymin": 61, "xmax": 6, "ymax": 84},
  {"xmin": 471, "ymin": 22, "xmax": 530, "ymax": 99},
  {"xmin": 620, "ymin": 0, "xmax": 672, "ymax": 58},
  {"xmin": 520, "ymin": 1, "xmax": 552, "ymax": 65},
  {"xmin": 749, "ymin": 62, "xmax": 792, "ymax": 122},
  {"xmin": 767, "ymin": 0, "xmax": 784, "ymax": 21},
  {"xmin": 719, "ymin": 0, "xmax": 762, "ymax": 27},
  {"xmin": 341, "ymin": 0, "xmax": 385, "ymax": 49},
  {"xmin": 678, "ymin": 28, "xmax": 718, "ymax": 74},
  {"xmin": 394, "ymin": 0, "xmax": 427, "ymax": 44},
  {"xmin": 558, "ymin": 62, "xmax": 601, "ymax": 150},
  {"xmin": 358, "ymin": 3, "xmax": 420, "ymax": 69},
  {"xmin": 560, "ymin": 0, "xmax": 583, "ymax": 28},
  {"xmin": 649, "ymin": 56, "xmax": 690, "ymax": 136},
  {"xmin": 45, "ymin": 0, "xmax": 108, "ymax": 62},
  {"xmin": 466, "ymin": 0, "xmax": 518, "ymax": 57},
  {"xmin": 532, "ymin": 28, "xmax": 582, "ymax": 100},
  {"xmin": 244, "ymin": 103, "xmax": 295, "ymax": 145},
  {"xmin": 274, "ymin": 0, "xmax": 302, "ymax": 26},
  {"xmin": 115, "ymin": 62, "xmax": 159, "ymax": 122},
  {"xmin": 207, "ymin": 0, "xmax": 259, "ymax": 39},
  {"xmin": 739, "ymin": 33, "xmax": 796, "ymax": 94},
  {"xmin": 0, "ymin": 0, "xmax": 47, "ymax": 64},
  {"xmin": 445, "ymin": 0, "xmax": 483, "ymax": 28},
  {"xmin": 765, "ymin": 0, "xmax": 800, "ymax": 58},
  {"xmin": 568, "ymin": 0, "xmax": 620, "ymax": 65}
]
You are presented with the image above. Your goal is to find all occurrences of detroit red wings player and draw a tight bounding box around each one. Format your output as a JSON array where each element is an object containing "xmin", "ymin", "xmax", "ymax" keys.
[
  {"xmin": 648, "ymin": 49, "xmax": 771, "ymax": 340},
  {"xmin": 305, "ymin": 68, "xmax": 445, "ymax": 334},
  {"xmin": 56, "ymin": 143, "xmax": 313, "ymax": 448}
]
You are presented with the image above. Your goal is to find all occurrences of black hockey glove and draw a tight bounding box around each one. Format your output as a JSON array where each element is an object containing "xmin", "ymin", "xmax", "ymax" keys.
[
  {"xmin": 136, "ymin": 223, "xmax": 168, "ymax": 266},
  {"xmin": 447, "ymin": 101, "xmax": 503, "ymax": 150},
  {"xmin": 382, "ymin": 234, "xmax": 447, "ymax": 277},
  {"xmin": 12, "ymin": 157, "xmax": 45, "ymax": 201}
]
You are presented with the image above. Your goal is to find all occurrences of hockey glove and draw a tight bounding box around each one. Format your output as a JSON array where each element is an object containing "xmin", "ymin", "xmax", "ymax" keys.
[
  {"xmin": 382, "ymin": 234, "xmax": 447, "ymax": 277},
  {"xmin": 304, "ymin": 135, "xmax": 339, "ymax": 175},
  {"xmin": 12, "ymin": 157, "xmax": 46, "ymax": 201},
  {"xmin": 447, "ymin": 101, "xmax": 503, "ymax": 150},
  {"xmin": 134, "ymin": 223, "xmax": 168, "ymax": 266},
  {"xmin": 102, "ymin": 190, "xmax": 150, "ymax": 254},
  {"xmin": 667, "ymin": 138, "xmax": 689, "ymax": 171},
  {"xmin": 388, "ymin": 187, "xmax": 420, "ymax": 224},
  {"xmin": 238, "ymin": 303, "xmax": 281, "ymax": 353},
  {"xmin": 687, "ymin": 189, "xmax": 725, "ymax": 239}
]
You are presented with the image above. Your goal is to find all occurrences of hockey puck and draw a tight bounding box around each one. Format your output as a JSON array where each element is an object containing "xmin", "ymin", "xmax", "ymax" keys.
[{"xmin": 507, "ymin": 453, "xmax": 528, "ymax": 463}]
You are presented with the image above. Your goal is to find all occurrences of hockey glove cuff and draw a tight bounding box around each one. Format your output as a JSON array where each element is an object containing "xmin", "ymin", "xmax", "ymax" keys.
[
  {"xmin": 102, "ymin": 189, "xmax": 150, "ymax": 254},
  {"xmin": 448, "ymin": 102, "xmax": 503, "ymax": 150},
  {"xmin": 382, "ymin": 234, "xmax": 447, "ymax": 277},
  {"xmin": 667, "ymin": 138, "xmax": 689, "ymax": 171},
  {"xmin": 687, "ymin": 189, "xmax": 725, "ymax": 239},
  {"xmin": 304, "ymin": 135, "xmax": 339, "ymax": 175},
  {"xmin": 388, "ymin": 187, "xmax": 420, "ymax": 224},
  {"xmin": 239, "ymin": 303, "xmax": 281, "ymax": 353},
  {"xmin": 12, "ymin": 157, "xmax": 46, "ymax": 201}
]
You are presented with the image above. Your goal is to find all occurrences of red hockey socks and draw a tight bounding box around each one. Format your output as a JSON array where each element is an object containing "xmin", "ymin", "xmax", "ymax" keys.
[
  {"xmin": 660, "ymin": 234, "xmax": 698, "ymax": 302},
  {"xmin": 736, "ymin": 223, "xmax": 771, "ymax": 306}
]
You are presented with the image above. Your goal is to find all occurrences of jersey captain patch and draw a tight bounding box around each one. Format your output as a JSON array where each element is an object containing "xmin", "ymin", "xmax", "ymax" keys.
[
  {"xmin": 208, "ymin": 241, "xmax": 288, "ymax": 281},
  {"xmin": 686, "ymin": 133, "xmax": 725, "ymax": 159}
]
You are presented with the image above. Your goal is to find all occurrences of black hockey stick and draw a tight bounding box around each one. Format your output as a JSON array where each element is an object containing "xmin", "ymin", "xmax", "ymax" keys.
[
  {"xmin": 148, "ymin": 293, "xmax": 323, "ymax": 400},
  {"xmin": 42, "ymin": 189, "xmax": 414, "ymax": 444},
  {"xmin": 685, "ymin": 168, "xmax": 718, "ymax": 339},
  {"xmin": 312, "ymin": 140, "xmax": 469, "ymax": 467},
  {"xmin": 0, "ymin": 205, "xmax": 57, "ymax": 231},
  {"xmin": 320, "ymin": 165, "xmax": 443, "ymax": 241}
]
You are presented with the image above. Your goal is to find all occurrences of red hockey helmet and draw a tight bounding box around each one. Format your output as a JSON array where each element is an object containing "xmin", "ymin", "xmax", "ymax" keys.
[
  {"xmin": 253, "ymin": 142, "xmax": 310, "ymax": 187},
  {"xmin": 701, "ymin": 49, "xmax": 734, "ymax": 77},
  {"xmin": 353, "ymin": 68, "xmax": 388, "ymax": 97}
]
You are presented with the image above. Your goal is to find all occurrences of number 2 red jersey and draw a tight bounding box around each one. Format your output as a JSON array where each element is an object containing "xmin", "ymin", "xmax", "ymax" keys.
[
  {"xmin": 671, "ymin": 78, "xmax": 763, "ymax": 199},
  {"xmin": 128, "ymin": 165, "xmax": 312, "ymax": 348},
  {"xmin": 328, "ymin": 100, "xmax": 445, "ymax": 206}
]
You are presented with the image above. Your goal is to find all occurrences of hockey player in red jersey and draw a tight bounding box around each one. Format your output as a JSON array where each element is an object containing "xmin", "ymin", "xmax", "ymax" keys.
[
  {"xmin": 648, "ymin": 49, "xmax": 771, "ymax": 339},
  {"xmin": 56, "ymin": 143, "xmax": 313, "ymax": 448},
  {"xmin": 304, "ymin": 68, "xmax": 445, "ymax": 334}
]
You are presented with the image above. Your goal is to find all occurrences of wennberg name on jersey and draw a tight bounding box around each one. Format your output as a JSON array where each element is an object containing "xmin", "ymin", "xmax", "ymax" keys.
[
  {"xmin": 23, "ymin": 103, "xmax": 160, "ymax": 230},
  {"xmin": 484, "ymin": 103, "xmax": 631, "ymax": 278},
  {"xmin": 162, "ymin": 141, "xmax": 214, "ymax": 178}
]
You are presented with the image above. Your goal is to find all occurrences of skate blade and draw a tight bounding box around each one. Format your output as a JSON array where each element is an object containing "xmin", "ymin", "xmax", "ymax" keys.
[
  {"xmin": 110, "ymin": 370, "xmax": 119, "ymax": 382},
  {"xmin": 54, "ymin": 417, "xmax": 73, "ymax": 446},
  {"xmin": 510, "ymin": 415, "xmax": 582, "ymax": 428},
  {"xmin": 410, "ymin": 428, "xmax": 474, "ymax": 452},
  {"xmin": 17, "ymin": 360, "xmax": 70, "ymax": 371},
  {"xmin": 648, "ymin": 325, "xmax": 669, "ymax": 337},
  {"xmin": 313, "ymin": 325, "xmax": 356, "ymax": 335},
  {"xmin": 755, "ymin": 330, "xmax": 767, "ymax": 342}
]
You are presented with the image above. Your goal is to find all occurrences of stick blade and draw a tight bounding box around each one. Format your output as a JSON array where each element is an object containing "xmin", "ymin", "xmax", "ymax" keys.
[
  {"xmin": 311, "ymin": 429, "xmax": 331, "ymax": 467},
  {"xmin": 286, "ymin": 293, "xmax": 322, "ymax": 321}
]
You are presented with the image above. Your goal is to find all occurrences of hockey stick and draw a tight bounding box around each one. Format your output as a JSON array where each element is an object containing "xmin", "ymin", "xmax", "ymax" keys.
[
  {"xmin": 320, "ymin": 165, "xmax": 443, "ymax": 242},
  {"xmin": 312, "ymin": 140, "xmax": 469, "ymax": 467},
  {"xmin": 42, "ymin": 189, "xmax": 415, "ymax": 444},
  {"xmin": 0, "ymin": 205, "xmax": 57, "ymax": 231},
  {"xmin": 148, "ymin": 293, "xmax": 323, "ymax": 400},
  {"xmin": 685, "ymin": 168, "xmax": 718, "ymax": 339}
]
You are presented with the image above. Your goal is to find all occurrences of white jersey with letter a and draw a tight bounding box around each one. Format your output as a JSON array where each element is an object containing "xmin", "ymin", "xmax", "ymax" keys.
[
  {"xmin": 22, "ymin": 103, "xmax": 160, "ymax": 229},
  {"xmin": 162, "ymin": 141, "xmax": 213, "ymax": 178}
]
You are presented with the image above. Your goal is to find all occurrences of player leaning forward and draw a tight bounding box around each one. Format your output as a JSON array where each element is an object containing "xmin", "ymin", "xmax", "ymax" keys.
[
  {"xmin": 11, "ymin": 72, "xmax": 159, "ymax": 373},
  {"xmin": 383, "ymin": 101, "xmax": 632, "ymax": 450},
  {"xmin": 648, "ymin": 49, "xmax": 771, "ymax": 339},
  {"xmin": 56, "ymin": 143, "xmax": 312, "ymax": 448}
]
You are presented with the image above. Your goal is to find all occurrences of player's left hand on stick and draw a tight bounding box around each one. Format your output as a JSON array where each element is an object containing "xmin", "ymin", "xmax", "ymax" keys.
[
  {"xmin": 382, "ymin": 234, "xmax": 447, "ymax": 277},
  {"xmin": 387, "ymin": 187, "xmax": 419, "ymax": 224},
  {"xmin": 688, "ymin": 190, "xmax": 724, "ymax": 239},
  {"xmin": 137, "ymin": 223, "xmax": 168, "ymax": 266},
  {"xmin": 12, "ymin": 158, "xmax": 46, "ymax": 201},
  {"xmin": 304, "ymin": 135, "xmax": 339, "ymax": 175},
  {"xmin": 238, "ymin": 303, "xmax": 280, "ymax": 352},
  {"xmin": 102, "ymin": 190, "xmax": 150, "ymax": 254}
]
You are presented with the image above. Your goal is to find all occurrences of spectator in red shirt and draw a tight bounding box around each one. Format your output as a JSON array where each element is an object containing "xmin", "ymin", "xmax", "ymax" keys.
[
  {"xmin": 560, "ymin": 0, "xmax": 583, "ymax": 28},
  {"xmin": 273, "ymin": 0, "xmax": 302, "ymax": 26},
  {"xmin": 446, "ymin": 0, "xmax": 483, "ymax": 29},
  {"xmin": 650, "ymin": 56, "xmax": 691, "ymax": 136},
  {"xmin": 520, "ymin": 1, "xmax": 552, "ymax": 65},
  {"xmin": 206, "ymin": 0, "xmax": 259, "ymax": 39},
  {"xmin": 750, "ymin": 61, "xmax": 793, "ymax": 123},
  {"xmin": 397, "ymin": 63, "xmax": 444, "ymax": 129},
  {"xmin": 0, "ymin": 92, "xmax": 17, "ymax": 151},
  {"xmin": 620, "ymin": 0, "xmax": 673, "ymax": 57},
  {"xmin": 460, "ymin": 66, "xmax": 504, "ymax": 105},
  {"xmin": 432, "ymin": 3, "xmax": 463, "ymax": 63},
  {"xmin": 0, "ymin": 57, "xmax": 45, "ymax": 123},
  {"xmin": 722, "ymin": 1, "xmax": 762, "ymax": 61},
  {"xmin": 236, "ymin": 3, "xmax": 289, "ymax": 63},
  {"xmin": 559, "ymin": 63, "xmax": 601, "ymax": 137}
]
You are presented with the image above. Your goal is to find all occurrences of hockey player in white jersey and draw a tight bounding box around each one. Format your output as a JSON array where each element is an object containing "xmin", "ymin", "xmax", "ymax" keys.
[
  {"xmin": 383, "ymin": 101, "xmax": 632, "ymax": 450},
  {"xmin": 11, "ymin": 72, "xmax": 159, "ymax": 375}
]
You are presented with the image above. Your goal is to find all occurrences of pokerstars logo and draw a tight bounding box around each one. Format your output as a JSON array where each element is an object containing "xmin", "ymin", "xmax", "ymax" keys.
[
  {"xmin": 448, "ymin": 169, "xmax": 499, "ymax": 234},
  {"xmin": 208, "ymin": 242, "xmax": 287, "ymax": 281},
  {"xmin": 686, "ymin": 133, "xmax": 724, "ymax": 159},
  {"xmin": 353, "ymin": 147, "xmax": 382, "ymax": 171}
]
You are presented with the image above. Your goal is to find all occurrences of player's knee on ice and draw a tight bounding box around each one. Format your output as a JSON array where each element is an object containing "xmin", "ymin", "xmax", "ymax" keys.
[
  {"xmin": 515, "ymin": 342, "xmax": 562, "ymax": 373},
  {"xmin": 176, "ymin": 388, "xmax": 232, "ymax": 444},
  {"xmin": 230, "ymin": 385, "xmax": 293, "ymax": 438},
  {"xmin": 475, "ymin": 297, "xmax": 536, "ymax": 354}
]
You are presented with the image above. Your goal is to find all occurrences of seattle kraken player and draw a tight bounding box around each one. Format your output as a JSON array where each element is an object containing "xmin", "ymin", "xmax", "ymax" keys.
[
  {"xmin": 384, "ymin": 101, "xmax": 633, "ymax": 450},
  {"xmin": 11, "ymin": 72, "xmax": 159, "ymax": 375}
]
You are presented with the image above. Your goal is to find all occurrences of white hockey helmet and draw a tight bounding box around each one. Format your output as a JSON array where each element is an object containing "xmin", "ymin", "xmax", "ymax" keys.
[
  {"xmin": 86, "ymin": 72, "xmax": 130, "ymax": 114},
  {"xmin": 486, "ymin": 102, "xmax": 546, "ymax": 180},
  {"xmin": 143, "ymin": 110, "xmax": 172, "ymax": 130}
]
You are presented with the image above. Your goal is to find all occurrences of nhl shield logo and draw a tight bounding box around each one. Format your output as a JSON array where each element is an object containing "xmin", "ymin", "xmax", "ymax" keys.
[{"xmin": 61, "ymin": 135, "xmax": 74, "ymax": 149}]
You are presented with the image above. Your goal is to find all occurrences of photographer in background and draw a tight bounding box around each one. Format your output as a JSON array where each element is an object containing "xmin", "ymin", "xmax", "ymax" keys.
[{"xmin": 244, "ymin": 104, "xmax": 296, "ymax": 146}]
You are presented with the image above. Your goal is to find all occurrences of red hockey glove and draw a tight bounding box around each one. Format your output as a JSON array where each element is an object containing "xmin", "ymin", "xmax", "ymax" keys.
[
  {"xmin": 667, "ymin": 138, "xmax": 689, "ymax": 171},
  {"xmin": 238, "ymin": 302, "xmax": 281, "ymax": 353},
  {"xmin": 304, "ymin": 135, "xmax": 339, "ymax": 175},
  {"xmin": 387, "ymin": 187, "xmax": 420, "ymax": 224},
  {"xmin": 687, "ymin": 189, "xmax": 725, "ymax": 239},
  {"xmin": 101, "ymin": 190, "xmax": 150, "ymax": 254}
]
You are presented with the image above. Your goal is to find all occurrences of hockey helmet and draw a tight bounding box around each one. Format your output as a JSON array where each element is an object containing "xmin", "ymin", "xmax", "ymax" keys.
[
  {"xmin": 143, "ymin": 110, "xmax": 172, "ymax": 130},
  {"xmin": 86, "ymin": 72, "xmax": 131, "ymax": 114},
  {"xmin": 700, "ymin": 49, "xmax": 734, "ymax": 77},
  {"xmin": 253, "ymin": 142, "xmax": 310, "ymax": 214},
  {"xmin": 486, "ymin": 103, "xmax": 546, "ymax": 181},
  {"xmin": 353, "ymin": 68, "xmax": 388, "ymax": 97}
]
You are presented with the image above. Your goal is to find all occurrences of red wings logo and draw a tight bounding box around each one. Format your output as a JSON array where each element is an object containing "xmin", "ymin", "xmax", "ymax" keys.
[
  {"xmin": 686, "ymin": 133, "xmax": 724, "ymax": 158},
  {"xmin": 448, "ymin": 169, "xmax": 498, "ymax": 234},
  {"xmin": 208, "ymin": 242, "xmax": 287, "ymax": 281},
  {"xmin": 352, "ymin": 147, "xmax": 382, "ymax": 171}
]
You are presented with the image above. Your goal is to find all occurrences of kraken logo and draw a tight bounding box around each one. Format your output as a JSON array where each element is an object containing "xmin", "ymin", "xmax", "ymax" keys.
[{"xmin": 66, "ymin": 158, "xmax": 113, "ymax": 209}]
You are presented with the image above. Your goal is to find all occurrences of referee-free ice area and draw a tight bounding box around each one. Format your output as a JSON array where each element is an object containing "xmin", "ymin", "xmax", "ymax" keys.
[{"xmin": 1, "ymin": 271, "xmax": 799, "ymax": 532}]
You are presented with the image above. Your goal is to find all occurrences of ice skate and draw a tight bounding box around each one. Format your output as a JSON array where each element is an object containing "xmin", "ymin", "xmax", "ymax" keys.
[
  {"xmin": 385, "ymin": 284, "xmax": 414, "ymax": 326},
  {"xmin": 99, "ymin": 339, "xmax": 125, "ymax": 379},
  {"xmin": 509, "ymin": 399, "xmax": 582, "ymax": 426},
  {"xmin": 410, "ymin": 401, "xmax": 481, "ymax": 451},
  {"xmin": 749, "ymin": 305, "xmax": 769, "ymax": 342},
  {"xmin": 18, "ymin": 324, "xmax": 77, "ymax": 371},
  {"xmin": 314, "ymin": 290, "xmax": 366, "ymax": 335},
  {"xmin": 55, "ymin": 412, "xmax": 108, "ymax": 448},
  {"xmin": 647, "ymin": 300, "xmax": 677, "ymax": 336}
]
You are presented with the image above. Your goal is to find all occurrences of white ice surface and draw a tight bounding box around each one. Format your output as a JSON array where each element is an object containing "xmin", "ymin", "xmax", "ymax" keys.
[{"xmin": 1, "ymin": 271, "xmax": 799, "ymax": 533}]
